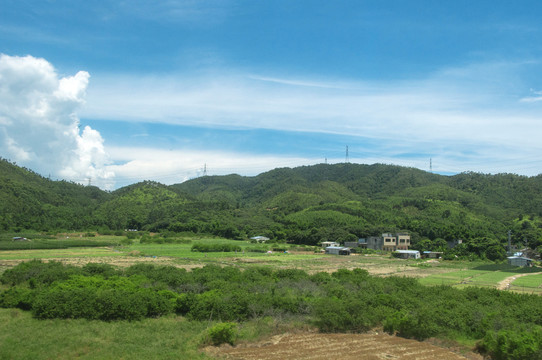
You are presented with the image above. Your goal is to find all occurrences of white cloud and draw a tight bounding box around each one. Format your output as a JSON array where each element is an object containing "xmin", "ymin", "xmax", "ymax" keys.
[
  {"xmin": 83, "ymin": 61, "xmax": 542, "ymax": 148},
  {"xmin": 80, "ymin": 60, "xmax": 542, "ymax": 179},
  {"xmin": 105, "ymin": 146, "xmax": 314, "ymax": 188},
  {"xmin": 0, "ymin": 54, "xmax": 115, "ymax": 189}
]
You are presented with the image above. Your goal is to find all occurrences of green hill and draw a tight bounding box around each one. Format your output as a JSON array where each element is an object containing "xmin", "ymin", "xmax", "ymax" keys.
[{"xmin": 1, "ymin": 158, "xmax": 541, "ymax": 254}]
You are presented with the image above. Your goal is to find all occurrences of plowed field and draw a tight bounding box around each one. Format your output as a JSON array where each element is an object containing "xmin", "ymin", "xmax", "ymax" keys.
[{"xmin": 211, "ymin": 333, "xmax": 482, "ymax": 360}]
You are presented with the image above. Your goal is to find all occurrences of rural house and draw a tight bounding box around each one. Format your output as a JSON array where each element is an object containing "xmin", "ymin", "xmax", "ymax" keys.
[
  {"xmin": 348, "ymin": 233, "xmax": 410, "ymax": 251},
  {"xmin": 507, "ymin": 256, "xmax": 533, "ymax": 267},
  {"xmin": 394, "ymin": 250, "xmax": 420, "ymax": 259},
  {"xmin": 250, "ymin": 236, "xmax": 270, "ymax": 243},
  {"xmin": 325, "ymin": 246, "xmax": 351, "ymax": 255}
]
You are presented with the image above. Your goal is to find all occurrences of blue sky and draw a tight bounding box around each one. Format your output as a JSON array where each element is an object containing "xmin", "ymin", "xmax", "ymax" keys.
[{"xmin": 2, "ymin": 1, "xmax": 542, "ymax": 189}]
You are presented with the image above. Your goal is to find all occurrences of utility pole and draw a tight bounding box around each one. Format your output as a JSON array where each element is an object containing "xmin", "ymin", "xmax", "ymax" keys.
[{"xmin": 507, "ymin": 230, "xmax": 512, "ymax": 255}]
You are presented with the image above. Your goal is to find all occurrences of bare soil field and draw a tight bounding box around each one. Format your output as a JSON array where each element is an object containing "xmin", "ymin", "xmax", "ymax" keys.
[
  {"xmin": 0, "ymin": 250, "xmax": 460, "ymax": 280},
  {"xmin": 0, "ymin": 255, "xmax": 204, "ymax": 274},
  {"xmin": 208, "ymin": 332, "xmax": 483, "ymax": 360}
]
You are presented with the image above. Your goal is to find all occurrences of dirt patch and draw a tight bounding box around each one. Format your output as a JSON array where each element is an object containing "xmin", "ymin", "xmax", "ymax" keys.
[{"xmin": 208, "ymin": 332, "xmax": 482, "ymax": 360}]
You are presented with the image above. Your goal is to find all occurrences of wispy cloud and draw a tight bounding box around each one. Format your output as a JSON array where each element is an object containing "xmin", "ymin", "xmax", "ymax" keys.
[
  {"xmin": 83, "ymin": 61, "xmax": 540, "ymax": 145},
  {"xmin": 116, "ymin": 0, "xmax": 234, "ymax": 25},
  {"xmin": 80, "ymin": 60, "xmax": 542, "ymax": 181},
  {"xmin": 520, "ymin": 89, "xmax": 542, "ymax": 103}
]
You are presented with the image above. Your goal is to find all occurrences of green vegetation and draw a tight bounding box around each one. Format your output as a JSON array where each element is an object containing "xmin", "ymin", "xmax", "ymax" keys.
[
  {"xmin": 191, "ymin": 243, "xmax": 242, "ymax": 253},
  {"xmin": 2, "ymin": 158, "xmax": 542, "ymax": 260},
  {"xmin": 1, "ymin": 261, "xmax": 541, "ymax": 358},
  {"xmin": 0, "ymin": 309, "xmax": 211, "ymax": 359},
  {"xmin": 3, "ymin": 158, "xmax": 542, "ymax": 358},
  {"xmin": 207, "ymin": 322, "xmax": 238, "ymax": 346}
]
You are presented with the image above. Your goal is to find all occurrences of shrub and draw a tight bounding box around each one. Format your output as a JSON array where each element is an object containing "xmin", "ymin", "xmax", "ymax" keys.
[
  {"xmin": 207, "ymin": 322, "xmax": 237, "ymax": 346},
  {"xmin": 477, "ymin": 328, "xmax": 542, "ymax": 360},
  {"xmin": 0, "ymin": 287, "xmax": 34, "ymax": 310},
  {"xmin": 120, "ymin": 237, "xmax": 133, "ymax": 245},
  {"xmin": 0, "ymin": 260, "xmax": 80, "ymax": 286},
  {"xmin": 191, "ymin": 243, "xmax": 242, "ymax": 253}
]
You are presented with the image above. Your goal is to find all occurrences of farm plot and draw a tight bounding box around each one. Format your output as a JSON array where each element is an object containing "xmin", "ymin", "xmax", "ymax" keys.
[
  {"xmin": 508, "ymin": 273, "xmax": 542, "ymax": 294},
  {"xmin": 215, "ymin": 332, "xmax": 481, "ymax": 360},
  {"xmin": 418, "ymin": 263, "xmax": 542, "ymax": 291}
]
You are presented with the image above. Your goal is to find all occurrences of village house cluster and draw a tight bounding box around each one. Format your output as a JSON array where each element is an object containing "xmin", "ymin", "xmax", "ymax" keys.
[{"xmin": 323, "ymin": 233, "xmax": 422, "ymax": 258}]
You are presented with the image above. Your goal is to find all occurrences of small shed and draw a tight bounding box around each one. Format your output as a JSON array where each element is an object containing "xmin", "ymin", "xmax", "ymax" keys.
[
  {"xmin": 394, "ymin": 250, "xmax": 420, "ymax": 259},
  {"xmin": 12, "ymin": 237, "xmax": 29, "ymax": 241},
  {"xmin": 250, "ymin": 236, "xmax": 270, "ymax": 243},
  {"xmin": 325, "ymin": 246, "xmax": 351, "ymax": 255},
  {"xmin": 321, "ymin": 241, "xmax": 340, "ymax": 248},
  {"xmin": 422, "ymin": 251, "xmax": 443, "ymax": 259},
  {"xmin": 507, "ymin": 256, "xmax": 533, "ymax": 267}
]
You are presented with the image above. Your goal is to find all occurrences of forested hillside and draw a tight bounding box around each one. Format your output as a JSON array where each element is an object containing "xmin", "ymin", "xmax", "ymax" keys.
[{"xmin": 1, "ymin": 158, "xmax": 542, "ymax": 256}]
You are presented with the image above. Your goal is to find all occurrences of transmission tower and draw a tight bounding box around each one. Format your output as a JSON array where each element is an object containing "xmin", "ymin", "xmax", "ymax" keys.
[
  {"xmin": 345, "ymin": 145, "xmax": 349, "ymax": 163},
  {"xmin": 430, "ymin": 158, "xmax": 433, "ymax": 173},
  {"xmin": 203, "ymin": 163, "xmax": 207, "ymax": 176}
]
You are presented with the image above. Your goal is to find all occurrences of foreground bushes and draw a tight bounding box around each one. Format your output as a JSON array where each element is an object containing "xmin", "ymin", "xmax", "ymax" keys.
[
  {"xmin": 1, "ymin": 261, "xmax": 542, "ymax": 358},
  {"xmin": 477, "ymin": 328, "xmax": 542, "ymax": 360},
  {"xmin": 31, "ymin": 276, "xmax": 176, "ymax": 320}
]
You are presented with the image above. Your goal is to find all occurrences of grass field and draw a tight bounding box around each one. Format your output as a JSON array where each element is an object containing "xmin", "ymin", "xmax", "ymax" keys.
[
  {"xmin": 0, "ymin": 233, "xmax": 540, "ymax": 292},
  {"xmin": 0, "ymin": 309, "xmax": 212, "ymax": 359},
  {"xmin": 419, "ymin": 263, "xmax": 542, "ymax": 293},
  {"xmin": 507, "ymin": 273, "xmax": 542, "ymax": 295}
]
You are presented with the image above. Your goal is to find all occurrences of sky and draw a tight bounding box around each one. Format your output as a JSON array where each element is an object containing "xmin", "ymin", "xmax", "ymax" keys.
[{"xmin": 2, "ymin": 1, "xmax": 542, "ymax": 189}]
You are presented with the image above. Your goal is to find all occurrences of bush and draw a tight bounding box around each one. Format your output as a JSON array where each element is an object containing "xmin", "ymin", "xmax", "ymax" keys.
[
  {"xmin": 30, "ymin": 275, "xmax": 177, "ymax": 321},
  {"xmin": 0, "ymin": 260, "xmax": 80, "ymax": 286},
  {"xmin": 0, "ymin": 287, "xmax": 34, "ymax": 310},
  {"xmin": 477, "ymin": 328, "xmax": 542, "ymax": 360},
  {"xmin": 207, "ymin": 322, "xmax": 237, "ymax": 346},
  {"xmin": 191, "ymin": 243, "xmax": 242, "ymax": 253}
]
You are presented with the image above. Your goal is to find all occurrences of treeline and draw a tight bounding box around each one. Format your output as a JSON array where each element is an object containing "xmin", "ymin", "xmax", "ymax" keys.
[
  {"xmin": 2, "ymin": 158, "xmax": 542, "ymax": 255},
  {"xmin": 1, "ymin": 260, "xmax": 540, "ymax": 358}
]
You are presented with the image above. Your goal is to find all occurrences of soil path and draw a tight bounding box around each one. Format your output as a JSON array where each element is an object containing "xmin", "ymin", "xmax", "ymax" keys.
[
  {"xmin": 497, "ymin": 272, "xmax": 542, "ymax": 290},
  {"xmin": 210, "ymin": 332, "xmax": 482, "ymax": 360}
]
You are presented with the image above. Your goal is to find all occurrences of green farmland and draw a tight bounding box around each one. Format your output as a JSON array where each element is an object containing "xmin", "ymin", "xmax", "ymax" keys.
[{"xmin": 1, "ymin": 233, "xmax": 541, "ymax": 359}]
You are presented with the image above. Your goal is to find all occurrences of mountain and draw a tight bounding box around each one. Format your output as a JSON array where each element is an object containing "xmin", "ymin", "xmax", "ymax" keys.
[
  {"xmin": 0, "ymin": 158, "xmax": 110, "ymax": 231},
  {"xmin": 1, "ymin": 158, "xmax": 541, "ymax": 252}
]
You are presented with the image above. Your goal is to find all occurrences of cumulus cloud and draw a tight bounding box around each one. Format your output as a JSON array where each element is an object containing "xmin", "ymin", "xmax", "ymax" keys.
[{"xmin": 0, "ymin": 54, "xmax": 115, "ymax": 189}]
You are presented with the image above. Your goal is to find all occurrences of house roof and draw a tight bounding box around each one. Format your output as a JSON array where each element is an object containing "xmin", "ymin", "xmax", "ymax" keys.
[
  {"xmin": 507, "ymin": 256, "xmax": 532, "ymax": 261},
  {"xmin": 395, "ymin": 250, "xmax": 420, "ymax": 254}
]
